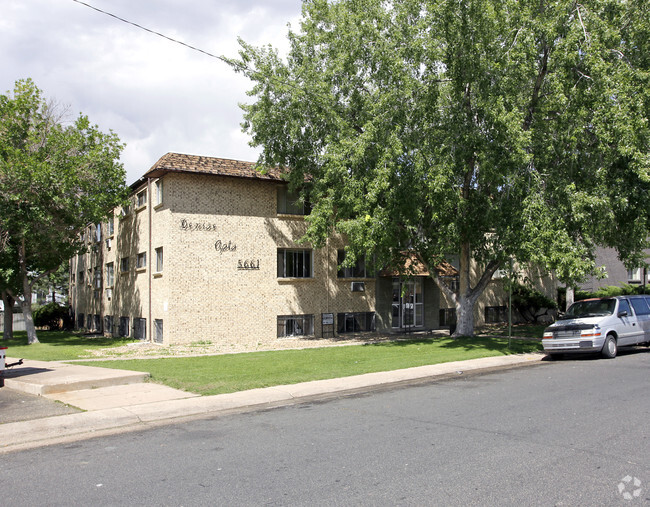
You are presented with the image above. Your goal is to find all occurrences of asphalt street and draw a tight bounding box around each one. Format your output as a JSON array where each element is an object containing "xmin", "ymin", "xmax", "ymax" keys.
[{"xmin": 2, "ymin": 349, "xmax": 650, "ymax": 506}]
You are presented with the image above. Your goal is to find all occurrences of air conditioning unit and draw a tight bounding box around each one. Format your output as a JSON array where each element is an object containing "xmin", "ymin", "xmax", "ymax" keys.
[
  {"xmin": 105, "ymin": 238, "xmax": 112, "ymax": 249},
  {"xmin": 106, "ymin": 288, "xmax": 113, "ymax": 300},
  {"xmin": 351, "ymin": 282, "xmax": 365, "ymax": 292}
]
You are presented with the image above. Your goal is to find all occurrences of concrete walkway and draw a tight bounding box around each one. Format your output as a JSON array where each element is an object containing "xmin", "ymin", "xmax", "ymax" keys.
[{"xmin": 0, "ymin": 353, "xmax": 545, "ymax": 454}]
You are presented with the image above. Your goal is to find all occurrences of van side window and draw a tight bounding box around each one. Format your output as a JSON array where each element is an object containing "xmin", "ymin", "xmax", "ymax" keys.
[
  {"xmin": 618, "ymin": 299, "xmax": 632, "ymax": 316},
  {"xmin": 630, "ymin": 298, "xmax": 650, "ymax": 316}
]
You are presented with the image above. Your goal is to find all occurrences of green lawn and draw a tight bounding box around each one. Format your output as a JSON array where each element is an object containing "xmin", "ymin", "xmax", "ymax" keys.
[
  {"xmin": 0, "ymin": 331, "xmax": 138, "ymax": 361},
  {"xmin": 75, "ymin": 336, "xmax": 542, "ymax": 396},
  {"xmin": 2, "ymin": 330, "xmax": 543, "ymax": 396}
]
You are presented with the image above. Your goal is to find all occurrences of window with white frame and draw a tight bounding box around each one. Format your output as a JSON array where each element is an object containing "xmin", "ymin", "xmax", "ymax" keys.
[
  {"xmin": 136, "ymin": 189, "xmax": 147, "ymax": 208},
  {"xmin": 120, "ymin": 256, "xmax": 129, "ymax": 273},
  {"xmin": 337, "ymin": 250, "xmax": 369, "ymax": 278},
  {"xmin": 94, "ymin": 224, "xmax": 102, "ymax": 242},
  {"xmin": 155, "ymin": 247, "xmax": 163, "ymax": 273},
  {"xmin": 628, "ymin": 268, "xmax": 642, "ymax": 283},
  {"xmin": 106, "ymin": 262, "xmax": 114, "ymax": 288},
  {"xmin": 154, "ymin": 179, "xmax": 163, "ymax": 206},
  {"xmin": 136, "ymin": 252, "xmax": 146, "ymax": 269},
  {"xmin": 277, "ymin": 249, "xmax": 313, "ymax": 278},
  {"xmin": 94, "ymin": 267, "xmax": 102, "ymax": 289},
  {"xmin": 107, "ymin": 216, "xmax": 114, "ymax": 236},
  {"xmin": 277, "ymin": 186, "xmax": 310, "ymax": 215},
  {"xmin": 277, "ymin": 315, "xmax": 314, "ymax": 338}
]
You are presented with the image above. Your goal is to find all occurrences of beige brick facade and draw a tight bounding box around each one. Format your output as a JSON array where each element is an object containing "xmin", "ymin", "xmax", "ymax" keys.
[{"xmin": 69, "ymin": 153, "xmax": 552, "ymax": 346}]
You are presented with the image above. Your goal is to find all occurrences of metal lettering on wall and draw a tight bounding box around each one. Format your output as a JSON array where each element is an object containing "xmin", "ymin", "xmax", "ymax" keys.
[
  {"xmin": 238, "ymin": 259, "xmax": 260, "ymax": 270},
  {"xmin": 215, "ymin": 240, "xmax": 237, "ymax": 255},
  {"xmin": 180, "ymin": 219, "xmax": 218, "ymax": 231}
]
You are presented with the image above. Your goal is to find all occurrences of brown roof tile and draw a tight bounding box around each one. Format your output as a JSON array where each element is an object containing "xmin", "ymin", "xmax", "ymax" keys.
[{"xmin": 141, "ymin": 152, "xmax": 287, "ymax": 183}]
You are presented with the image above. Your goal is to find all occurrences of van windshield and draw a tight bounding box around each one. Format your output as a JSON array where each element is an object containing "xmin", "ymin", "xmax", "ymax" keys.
[{"xmin": 562, "ymin": 299, "xmax": 616, "ymax": 319}]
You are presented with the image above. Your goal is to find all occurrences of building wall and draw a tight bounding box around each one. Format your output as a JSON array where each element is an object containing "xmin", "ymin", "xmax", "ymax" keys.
[
  {"xmin": 71, "ymin": 172, "xmax": 377, "ymax": 345},
  {"xmin": 70, "ymin": 164, "xmax": 555, "ymax": 344}
]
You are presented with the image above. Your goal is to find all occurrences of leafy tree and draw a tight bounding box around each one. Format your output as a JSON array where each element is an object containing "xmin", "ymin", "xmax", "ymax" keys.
[
  {"xmin": 229, "ymin": 0, "xmax": 650, "ymax": 335},
  {"xmin": 0, "ymin": 79, "xmax": 127, "ymax": 343}
]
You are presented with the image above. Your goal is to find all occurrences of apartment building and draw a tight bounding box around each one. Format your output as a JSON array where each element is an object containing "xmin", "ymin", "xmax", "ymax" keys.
[{"xmin": 69, "ymin": 152, "xmax": 520, "ymax": 346}]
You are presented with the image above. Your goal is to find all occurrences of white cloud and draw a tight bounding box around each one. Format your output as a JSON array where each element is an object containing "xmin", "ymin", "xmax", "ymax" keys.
[{"xmin": 0, "ymin": 0, "xmax": 301, "ymax": 184}]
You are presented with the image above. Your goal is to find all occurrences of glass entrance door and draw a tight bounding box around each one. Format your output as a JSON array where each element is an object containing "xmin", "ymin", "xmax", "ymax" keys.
[{"xmin": 392, "ymin": 278, "xmax": 423, "ymax": 329}]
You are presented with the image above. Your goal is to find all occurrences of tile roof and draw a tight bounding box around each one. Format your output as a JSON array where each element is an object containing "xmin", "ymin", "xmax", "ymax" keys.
[{"xmin": 140, "ymin": 152, "xmax": 287, "ymax": 183}]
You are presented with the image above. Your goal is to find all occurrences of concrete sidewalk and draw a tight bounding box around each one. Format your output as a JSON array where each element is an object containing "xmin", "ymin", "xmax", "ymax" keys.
[{"xmin": 0, "ymin": 353, "xmax": 545, "ymax": 453}]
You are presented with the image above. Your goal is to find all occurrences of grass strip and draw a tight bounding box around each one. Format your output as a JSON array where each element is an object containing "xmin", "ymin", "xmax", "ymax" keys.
[
  {"xmin": 1, "ymin": 331, "xmax": 138, "ymax": 361},
  {"xmin": 75, "ymin": 336, "xmax": 542, "ymax": 396}
]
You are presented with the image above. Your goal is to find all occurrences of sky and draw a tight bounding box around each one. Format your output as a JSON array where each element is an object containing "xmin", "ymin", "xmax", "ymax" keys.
[{"xmin": 1, "ymin": 0, "xmax": 303, "ymax": 185}]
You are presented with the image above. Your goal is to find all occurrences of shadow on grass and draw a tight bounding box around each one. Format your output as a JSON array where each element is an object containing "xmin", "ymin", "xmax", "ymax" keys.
[{"xmin": 363, "ymin": 335, "xmax": 542, "ymax": 355}]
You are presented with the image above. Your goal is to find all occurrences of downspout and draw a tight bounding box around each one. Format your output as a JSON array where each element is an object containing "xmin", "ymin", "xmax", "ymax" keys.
[{"xmin": 148, "ymin": 178, "xmax": 153, "ymax": 342}]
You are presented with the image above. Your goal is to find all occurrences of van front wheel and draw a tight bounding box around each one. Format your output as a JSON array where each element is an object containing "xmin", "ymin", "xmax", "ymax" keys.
[{"xmin": 602, "ymin": 335, "xmax": 617, "ymax": 359}]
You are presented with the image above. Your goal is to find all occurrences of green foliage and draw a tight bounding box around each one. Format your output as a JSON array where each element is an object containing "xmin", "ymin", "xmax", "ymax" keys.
[
  {"xmin": 0, "ymin": 78, "xmax": 128, "ymax": 343},
  {"xmin": 576, "ymin": 284, "xmax": 649, "ymax": 301},
  {"xmin": 32, "ymin": 302, "xmax": 69, "ymax": 330},
  {"xmin": 229, "ymin": 0, "xmax": 650, "ymax": 336},
  {"xmin": 511, "ymin": 282, "xmax": 557, "ymax": 323}
]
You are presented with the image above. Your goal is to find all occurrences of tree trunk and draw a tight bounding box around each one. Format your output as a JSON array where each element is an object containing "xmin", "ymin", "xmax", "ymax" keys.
[
  {"xmin": 21, "ymin": 295, "xmax": 39, "ymax": 344},
  {"xmin": 18, "ymin": 237, "xmax": 39, "ymax": 344},
  {"xmin": 455, "ymin": 293, "xmax": 476, "ymax": 336},
  {"xmin": 51, "ymin": 289, "xmax": 56, "ymax": 304},
  {"xmin": 2, "ymin": 291, "xmax": 15, "ymax": 340},
  {"xmin": 566, "ymin": 286, "xmax": 574, "ymax": 311}
]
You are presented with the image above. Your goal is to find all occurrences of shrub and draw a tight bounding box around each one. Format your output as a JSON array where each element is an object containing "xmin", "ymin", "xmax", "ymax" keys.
[
  {"xmin": 33, "ymin": 302, "xmax": 69, "ymax": 330},
  {"xmin": 511, "ymin": 283, "xmax": 557, "ymax": 323}
]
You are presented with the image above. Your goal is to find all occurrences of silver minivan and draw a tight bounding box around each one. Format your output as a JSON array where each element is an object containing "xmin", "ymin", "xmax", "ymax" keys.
[{"xmin": 542, "ymin": 296, "xmax": 650, "ymax": 358}]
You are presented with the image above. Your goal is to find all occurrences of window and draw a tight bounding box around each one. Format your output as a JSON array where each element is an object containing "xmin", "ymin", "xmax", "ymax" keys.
[
  {"xmin": 94, "ymin": 224, "xmax": 102, "ymax": 242},
  {"xmin": 155, "ymin": 247, "xmax": 163, "ymax": 272},
  {"xmin": 154, "ymin": 179, "xmax": 163, "ymax": 206},
  {"xmin": 337, "ymin": 312, "xmax": 376, "ymax": 334},
  {"xmin": 107, "ymin": 217, "xmax": 114, "ymax": 236},
  {"xmin": 104, "ymin": 315, "xmax": 113, "ymax": 334},
  {"xmin": 441, "ymin": 276, "xmax": 460, "ymax": 293},
  {"xmin": 78, "ymin": 270, "xmax": 85, "ymax": 284},
  {"xmin": 485, "ymin": 306, "xmax": 508, "ymax": 324},
  {"xmin": 77, "ymin": 313, "xmax": 85, "ymax": 329},
  {"xmin": 277, "ymin": 249, "xmax": 312, "ymax": 278},
  {"xmin": 137, "ymin": 252, "xmax": 147, "ymax": 269},
  {"xmin": 154, "ymin": 319, "xmax": 164, "ymax": 343},
  {"xmin": 439, "ymin": 308, "xmax": 456, "ymax": 327},
  {"xmin": 120, "ymin": 256, "xmax": 130, "ymax": 272},
  {"xmin": 628, "ymin": 268, "xmax": 642, "ymax": 283},
  {"xmin": 93, "ymin": 267, "xmax": 102, "ymax": 289},
  {"xmin": 136, "ymin": 189, "xmax": 147, "ymax": 208},
  {"xmin": 106, "ymin": 262, "xmax": 114, "ymax": 288},
  {"xmin": 277, "ymin": 315, "xmax": 314, "ymax": 338},
  {"xmin": 134, "ymin": 318, "xmax": 146, "ymax": 340},
  {"xmin": 119, "ymin": 316, "xmax": 130, "ymax": 337},
  {"xmin": 277, "ymin": 186, "xmax": 309, "ymax": 215},
  {"xmin": 337, "ymin": 250, "xmax": 368, "ymax": 278},
  {"xmin": 121, "ymin": 203, "xmax": 131, "ymax": 217},
  {"xmin": 630, "ymin": 298, "xmax": 650, "ymax": 316}
]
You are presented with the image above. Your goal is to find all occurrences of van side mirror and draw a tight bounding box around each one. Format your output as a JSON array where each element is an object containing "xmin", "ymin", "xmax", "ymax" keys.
[{"xmin": 618, "ymin": 310, "xmax": 628, "ymax": 318}]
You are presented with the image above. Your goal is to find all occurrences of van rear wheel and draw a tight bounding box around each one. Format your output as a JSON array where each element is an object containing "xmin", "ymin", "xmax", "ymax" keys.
[{"xmin": 601, "ymin": 335, "xmax": 617, "ymax": 359}]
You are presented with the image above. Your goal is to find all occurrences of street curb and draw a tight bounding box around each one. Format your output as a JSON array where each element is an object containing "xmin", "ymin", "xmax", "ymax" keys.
[{"xmin": 0, "ymin": 352, "xmax": 545, "ymax": 454}]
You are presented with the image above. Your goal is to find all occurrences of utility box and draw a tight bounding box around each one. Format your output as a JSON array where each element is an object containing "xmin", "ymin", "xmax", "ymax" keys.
[{"xmin": 0, "ymin": 346, "xmax": 6, "ymax": 371}]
